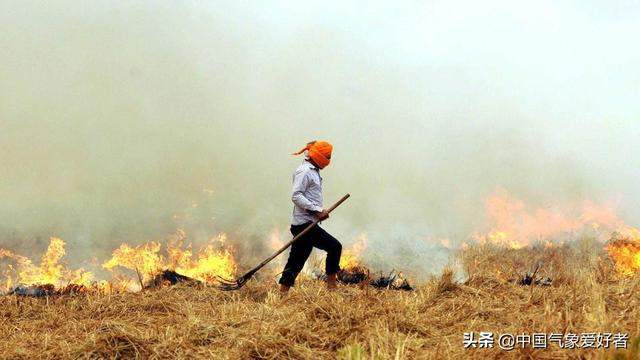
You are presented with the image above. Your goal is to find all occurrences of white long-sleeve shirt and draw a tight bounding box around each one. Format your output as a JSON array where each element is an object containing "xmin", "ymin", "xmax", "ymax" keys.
[{"xmin": 291, "ymin": 160, "xmax": 323, "ymax": 225}]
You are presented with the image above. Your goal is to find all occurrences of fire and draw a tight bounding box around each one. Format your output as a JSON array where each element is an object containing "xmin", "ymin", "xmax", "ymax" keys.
[
  {"xmin": 474, "ymin": 189, "xmax": 625, "ymax": 248},
  {"xmin": 172, "ymin": 234, "xmax": 237, "ymax": 282},
  {"xmin": 268, "ymin": 228, "xmax": 287, "ymax": 272},
  {"xmin": 340, "ymin": 233, "xmax": 368, "ymax": 270},
  {"xmin": 0, "ymin": 237, "xmax": 93, "ymax": 290},
  {"xmin": 605, "ymin": 229, "xmax": 640, "ymax": 277},
  {"xmin": 102, "ymin": 242, "xmax": 163, "ymax": 282},
  {"xmin": 268, "ymin": 229, "xmax": 285, "ymax": 251},
  {"xmin": 103, "ymin": 231, "xmax": 237, "ymax": 286},
  {"xmin": 473, "ymin": 190, "xmax": 640, "ymax": 276}
]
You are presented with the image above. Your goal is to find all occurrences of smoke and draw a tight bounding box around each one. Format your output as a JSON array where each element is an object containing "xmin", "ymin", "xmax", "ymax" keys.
[{"xmin": 1, "ymin": 1, "xmax": 639, "ymax": 276}]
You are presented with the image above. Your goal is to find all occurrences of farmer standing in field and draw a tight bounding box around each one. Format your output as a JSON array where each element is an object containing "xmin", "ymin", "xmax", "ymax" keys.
[{"xmin": 279, "ymin": 140, "xmax": 342, "ymax": 293}]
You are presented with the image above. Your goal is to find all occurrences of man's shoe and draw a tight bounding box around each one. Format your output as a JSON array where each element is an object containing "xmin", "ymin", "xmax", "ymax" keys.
[
  {"xmin": 326, "ymin": 273, "xmax": 338, "ymax": 290},
  {"xmin": 279, "ymin": 284, "xmax": 290, "ymax": 295}
]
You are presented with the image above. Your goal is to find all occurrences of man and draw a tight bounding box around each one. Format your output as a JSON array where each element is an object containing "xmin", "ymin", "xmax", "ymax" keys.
[{"xmin": 279, "ymin": 140, "xmax": 342, "ymax": 293}]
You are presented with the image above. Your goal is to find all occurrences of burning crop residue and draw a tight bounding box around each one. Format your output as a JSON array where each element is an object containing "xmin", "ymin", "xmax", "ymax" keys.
[
  {"xmin": 605, "ymin": 229, "xmax": 640, "ymax": 277},
  {"xmin": 8, "ymin": 283, "xmax": 97, "ymax": 297},
  {"xmin": 149, "ymin": 269, "xmax": 201, "ymax": 289},
  {"xmin": 3, "ymin": 237, "xmax": 639, "ymax": 359},
  {"xmin": 335, "ymin": 233, "xmax": 369, "ymax": 284},
  {"xmin": 8, "ymin": 284, "xmax": 56, "ymax": 297},
  {"xmin": 3, "ymin": 191, "xmax": 639, "ymax": 297},
  {"xmin": 0, "ymin": 237, "xmax": 93, "ymax": 293},
  {"xmin": 0, "ymin": 228, "xmax": 416, "ymax": 296},
  {"xmin": 103, "ymin": 230, "xmax": 237, "ymax": 289},
  {"xmin": 312, "ymin": 234, "xmax": 414, "ymax": 290},
  {"xmin": 369, "ymin": 270, "xmax": 413, "ymax": 291},
  {"xmin": 339, "ymin": 233, "xmax": 368, "ymax": 270},
  {"xmin": 460, "ymin": 190, "xmax": 640, "ymax": 283},
  {"xmin": 0, "ymin": 230, "xmax": 237, "ymax": 296},
  {"xmin": 337, "ymin": 265, "xmax": 369, "ymax": 284},
  {"xmin": 333, "ymin": 233, "xmax": 371, "ymax": 283},
  {"xmin": 473, "ymin": 190, "xmax": 625, "ymax": 249}
]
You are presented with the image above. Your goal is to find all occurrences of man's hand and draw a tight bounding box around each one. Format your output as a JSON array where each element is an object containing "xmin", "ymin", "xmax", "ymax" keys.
[{"xmin": 317, "ymin": 209, "xmax": 330, "ymax": 221}]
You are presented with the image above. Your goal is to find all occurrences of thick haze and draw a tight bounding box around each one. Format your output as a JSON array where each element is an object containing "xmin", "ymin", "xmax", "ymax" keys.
[{"xmin": 1, "ymin": 1, "xmax": 639, "ymax": 274}]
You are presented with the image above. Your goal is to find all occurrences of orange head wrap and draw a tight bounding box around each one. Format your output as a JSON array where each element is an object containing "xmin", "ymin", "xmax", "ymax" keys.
[{"xmin": 292, "ymin": 140, "xmax": 333, "ymax": 169}]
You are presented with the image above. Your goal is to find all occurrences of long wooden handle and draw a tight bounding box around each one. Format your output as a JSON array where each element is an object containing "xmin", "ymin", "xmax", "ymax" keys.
[{"xmin": 246, "ymin": 194, "xmax": 350, "ymax": 276}]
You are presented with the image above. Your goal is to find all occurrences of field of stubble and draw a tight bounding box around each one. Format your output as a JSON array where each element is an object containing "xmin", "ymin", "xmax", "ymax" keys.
[{"xmin": 1, "ymin": 241, "xmax": 638, "ymax": 359}]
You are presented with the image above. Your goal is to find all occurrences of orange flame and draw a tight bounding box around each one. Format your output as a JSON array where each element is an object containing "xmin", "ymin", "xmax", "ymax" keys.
[
  {"xmin": 267, "ymin": 228, "xmax": 287, "ymax": 273},
  {"xmin": 102, "ymin": 231, "xmax": 237, "ymax": 285},
  {"xmin": 172, "ymin": 234, "xmax": 237, "ymax": 282},
  {"xmin": 102, "ymin": 242, "xmax": 163, "ymax": 281},
  {"xmin": 474, "ymin": 190, "xmax": 625, "ymax": 248},
  {"xmin": 340, "ymin": 233, "xmax": 368, "ymax": 270},
  {"xmin": 605, "ymin": 228, "xmax": 640, "ymax": 277},
  {"xmin": 0, "ymin": 237, "xmax": 93, "ymax": 290},
  {"xmin": 268, "ymin": 228, "xmax": 285, "ymax": 251}
]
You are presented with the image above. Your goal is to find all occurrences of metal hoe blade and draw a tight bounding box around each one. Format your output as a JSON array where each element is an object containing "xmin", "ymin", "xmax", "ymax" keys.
[
  {"xmin": 215, "ymin": 267, "xmax": 259, "ymax": 290},
  {"xmin": 215, "ymin": 275, "xmax": 249, "ymax": 291}
]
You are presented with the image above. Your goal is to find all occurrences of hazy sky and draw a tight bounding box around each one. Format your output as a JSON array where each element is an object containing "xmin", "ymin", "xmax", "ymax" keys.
[{"xmin": 1, "ymin": 1, "xmax": 639, "ymax": 273}]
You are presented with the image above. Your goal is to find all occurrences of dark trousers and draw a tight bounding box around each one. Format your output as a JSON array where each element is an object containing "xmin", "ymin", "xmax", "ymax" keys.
[{"xmin": 279, "ymin": 222, "xmax": 342, "ymax": 287}]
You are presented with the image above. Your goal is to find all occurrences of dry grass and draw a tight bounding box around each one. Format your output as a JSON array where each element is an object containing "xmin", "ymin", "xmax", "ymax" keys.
[{"xmin": 1, "ymin": 241, "xmax": 639, "ymax": 359}]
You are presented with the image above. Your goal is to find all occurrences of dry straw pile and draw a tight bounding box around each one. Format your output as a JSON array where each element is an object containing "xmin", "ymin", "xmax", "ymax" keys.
[{"xmin": 1, "ymin": 239, "xmax": 639, "ymax": 359}]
